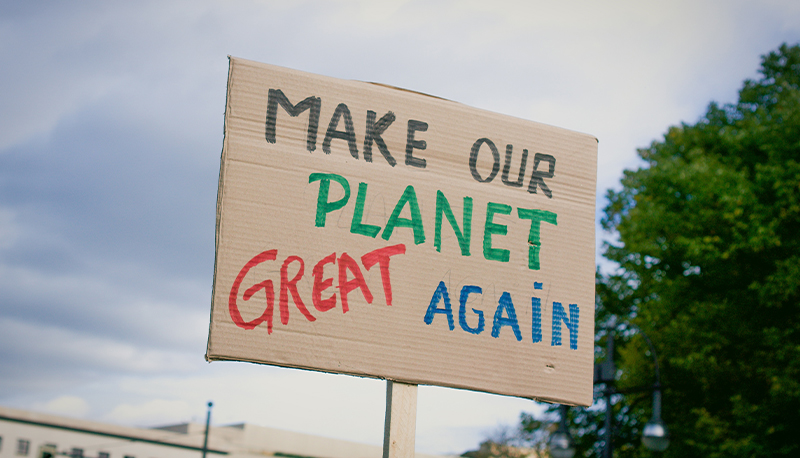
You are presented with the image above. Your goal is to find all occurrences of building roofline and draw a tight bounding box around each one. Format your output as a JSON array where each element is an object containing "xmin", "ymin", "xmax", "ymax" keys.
[{"xmin": 0, "ymin": 410, "xmax": 227, "ymax": 455}]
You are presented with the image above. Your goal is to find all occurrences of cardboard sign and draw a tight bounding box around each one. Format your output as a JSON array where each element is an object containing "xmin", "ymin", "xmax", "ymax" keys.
[{"xmin": 207, "ymin": 57, "xmax": 598, "ymax": 405}]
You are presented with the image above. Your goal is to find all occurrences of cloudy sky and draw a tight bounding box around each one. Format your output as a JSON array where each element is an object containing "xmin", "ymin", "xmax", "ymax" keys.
[{"xmin": 1, "ymin": 0, "xmax": 799, "ymax": 455}]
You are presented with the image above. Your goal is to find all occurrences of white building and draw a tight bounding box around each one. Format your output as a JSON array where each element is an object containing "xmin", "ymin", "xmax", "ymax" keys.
[{"xmin": 0, "ymin": 406, "xmax": 455, "ymax": 458}]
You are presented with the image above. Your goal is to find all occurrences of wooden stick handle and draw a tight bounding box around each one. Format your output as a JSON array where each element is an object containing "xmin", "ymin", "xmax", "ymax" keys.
[{"xmin": 382, "ymin": 380, "xmax": 418, "ymax": 458}]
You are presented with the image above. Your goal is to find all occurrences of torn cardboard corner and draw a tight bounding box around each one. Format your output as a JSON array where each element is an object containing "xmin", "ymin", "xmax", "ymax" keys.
[{"xmin": 207, "ymin": 56, "xmax": 598, "ymax": 406}]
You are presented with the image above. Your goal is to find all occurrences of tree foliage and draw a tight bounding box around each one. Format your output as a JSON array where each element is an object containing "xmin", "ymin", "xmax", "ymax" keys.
[
  {"xmin": 503, "ymin": 43, "xmax": 800, "ymax": 458},
  {"xmin": 601, "ymin": 42, "xmax": 800, "ymax": 457}
]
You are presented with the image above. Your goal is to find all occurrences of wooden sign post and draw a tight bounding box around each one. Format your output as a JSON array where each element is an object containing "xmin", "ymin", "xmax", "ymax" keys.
[{"xmin": 383, "ymin": 381, "xmax": 418, "ymax": 458}]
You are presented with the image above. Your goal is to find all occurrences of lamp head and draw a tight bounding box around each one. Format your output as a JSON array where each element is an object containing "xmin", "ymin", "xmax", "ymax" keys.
[
  {"xmin": 642, "ymin": 417, "xmax": 669, "ymax": 452},
  {"xmin": 548, "ymin": 430, "xmax": 576, "ymax": 458}
]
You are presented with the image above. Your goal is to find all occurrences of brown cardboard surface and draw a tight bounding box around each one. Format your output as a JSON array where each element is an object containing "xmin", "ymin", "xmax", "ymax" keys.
[{"xmin": 207, "ymin": 56, "xmax": 598, "ymax": 406}]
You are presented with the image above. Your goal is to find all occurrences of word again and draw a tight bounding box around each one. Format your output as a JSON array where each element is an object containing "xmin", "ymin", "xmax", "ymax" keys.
[
  {"xmin": 229, "ymin": 244, "xmax": 406, "ymax": 333},
  {"xmin": 423, "ymin": 281, "xmax": 579, "ymax": 349}
]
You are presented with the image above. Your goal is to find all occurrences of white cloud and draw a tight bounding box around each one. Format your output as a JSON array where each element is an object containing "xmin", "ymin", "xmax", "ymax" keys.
[
  {"xmin": 104, "ymin": 399, "xmax": 194, "ymax": 427},
  {"xmin": 0, "ymin": 258, "xmax": 209, "ymax": 350},
  {"xmin": 0, "ymin": 316, "xmax": 199, "ymax": 376},
  {"xmin": 0, "ymin": 207, "xmax": 20, "ymax": 249},
  {"xmin": 34, "ymin": 395, "xmax": 91, "ymax": 418},
  {"xmin": 0, "ymin": 5, "xmax": 127, "ymax": 151}
]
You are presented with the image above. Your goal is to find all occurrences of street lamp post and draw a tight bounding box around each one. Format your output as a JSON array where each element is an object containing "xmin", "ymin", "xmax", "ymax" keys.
[
  {"xmin": 642, "ymin": 389, "xmax": 669, "ymax": 452},
  {"xmin": 201, "ymin": 401, "xmax": 213, "ymax": 458},
  {"xmin": 637, "ymin": 329, "xmax": 670, "ymax": 452},
  {"xmin": 548, "ymin": 404, "xmax": 576, "ymax": 458},
  {"xmin": 599, "ymin": 332, "xmax": 615, "ymax": 458},
  {"xmin": 596, "ymin": 324, "xmax": 669, "ymax": 456},
  {"xmin": 550, "ymin": 324, "xmax": 669, "ymax": 457}
]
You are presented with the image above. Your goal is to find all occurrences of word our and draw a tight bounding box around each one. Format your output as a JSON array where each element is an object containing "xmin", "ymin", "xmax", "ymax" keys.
[
  {"xmin": 469, "ymin": 138, "xmax": 557, "ymax": 198},
  {"xmin": 424, "ymin": 281, "xmax": 579, "ymax": 349},
  {"xmin": 266, "ymin": 89, "xmax": 557, "ymax": 195},
  {"xmin": 310, "ymin": 172, "xmax": 558, "ymax": 270}
]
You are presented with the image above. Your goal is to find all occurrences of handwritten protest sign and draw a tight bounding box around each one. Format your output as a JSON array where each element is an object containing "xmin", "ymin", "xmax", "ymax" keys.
[{"xmin": 207, "ymin": 57, "xmax": 598, "ymax": 405}]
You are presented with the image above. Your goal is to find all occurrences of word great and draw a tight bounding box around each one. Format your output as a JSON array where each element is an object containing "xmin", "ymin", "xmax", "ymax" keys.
[
  {"xmin": 310, "ymin": 172, "xmax": 558, "ymax": 270},
  {"xmin": 229, "ymin": 244, "xmax": 406, "ymax": 333},
  {"xmin": 424, "ymin": 281, "xmax": 580, "ymax": 349}
]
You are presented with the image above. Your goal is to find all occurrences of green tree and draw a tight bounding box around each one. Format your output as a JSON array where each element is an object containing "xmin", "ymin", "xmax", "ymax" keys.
[
  {"xmin": 601, "ymin": 42, "xmax": 800, "ymax": 457},
  {"xmin": 508, "ymin": 43, "xmax": 800, "ymax": 458}
]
